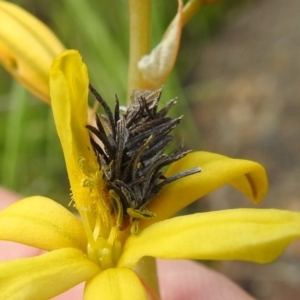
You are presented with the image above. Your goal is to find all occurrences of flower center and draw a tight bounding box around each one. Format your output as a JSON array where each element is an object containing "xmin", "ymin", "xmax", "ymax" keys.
[
  {"xmin": 87, "ymin": 85, "xmax": 201, "ymax": 233},
  {"xmin": 80, "ymin": 206, "xmax": 121, "ymax": 269}
]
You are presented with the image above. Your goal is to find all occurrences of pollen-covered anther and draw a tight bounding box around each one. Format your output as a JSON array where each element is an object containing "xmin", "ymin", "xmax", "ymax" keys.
[
  {"xmin": 109, "ymin": 189, "xmax": 126, "ymax": 230},
  {"xmin": 127, "ymin": 208, "xmax": 156, "ymax": 220},
  {"xmin": 127, "ymin": 208, "xmax": 156, "ymax": 234},
  {"xmin": 87, "ymin": 85, "xmax": 201, "ymax": 233},
  {"xmin": 81, "ymin": 178, "xmax": 96, "ymax": 188}
]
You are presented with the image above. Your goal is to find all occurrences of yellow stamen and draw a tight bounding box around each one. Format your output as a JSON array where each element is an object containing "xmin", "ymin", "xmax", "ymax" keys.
[{"xmin": 109, "ymin": 189, "xmax": 124, "ymax": 230}]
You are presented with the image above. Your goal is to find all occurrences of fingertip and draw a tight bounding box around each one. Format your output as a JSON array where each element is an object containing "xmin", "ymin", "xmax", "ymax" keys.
[
  {"xmin": 157, "ymin": 259, "xmax": 255, "ymax": 300},
  {"xmin": 0, "ymin": 187, "xmax": 21, "ymax": 210}
]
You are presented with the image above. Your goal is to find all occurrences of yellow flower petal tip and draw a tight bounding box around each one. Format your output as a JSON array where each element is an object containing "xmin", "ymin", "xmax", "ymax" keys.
[
  {"xmin": 0, "ymin": 2, "xmax": 65, "ymax": 102},
  {"xmin": 0, "ymin": 196, "xmax": 87, "ymax": 251},
  {"xmin": 0, "ymin": 248, "xmax": 100, "ymax": 300},
  {"xmin": 144, "ymin": 151, "xmax": 268, "ymax": 224},
  {"xmin": 119, "ymin": 209, "xmax": 300, "ymax": 268},
  {"xmin": 85, "ymin": 268, "xmax": 147, "ymax": 300},
  {"xmin": 50, "ymin": 50, "xmax": 104, "ymax": 213}
]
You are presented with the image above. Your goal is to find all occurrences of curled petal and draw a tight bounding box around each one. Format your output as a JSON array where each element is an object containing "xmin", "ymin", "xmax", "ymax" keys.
[
  {"xmin": 84, "ymin": 268, "xmax": 147, "ymax": 300},
  {"xmin": 0, "ymin": 196, "xmax": 87, "ymax": 252},
  {"xmin": 0, "ymin": 248, "xmax": 100, "ymax": 300},
  {"xmin": 119, "ymin": 209, "xmax": 300, "ymax": 268},
  {"xmin": 50, "ymin": 50, "xmax": 106, "ymax": 215},
  {"xmin": 0, "ymin": 2, "xmax": 64, "ymax": 102},
  {"xmin": 138, "ymin": 0, "xmax": 183, "ymax": 88},
  {"xmin": 144, "ymin": 151, "xmax": 268, "ymax": 225}
]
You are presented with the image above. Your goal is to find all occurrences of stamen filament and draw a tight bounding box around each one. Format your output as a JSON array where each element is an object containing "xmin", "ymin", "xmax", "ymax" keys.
[{"xmin": 80, "ymin": 207, "xmax": 97, "ymax": 249}]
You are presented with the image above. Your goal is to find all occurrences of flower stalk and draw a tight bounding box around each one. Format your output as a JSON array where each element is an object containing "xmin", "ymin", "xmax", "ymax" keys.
[
  {"xmin": 134, "ymin": 256, "xmax": 160, "ymax": 299},
  {"xmin": 126, "ymin": 2, "xmax": 162, "ymax": 285},
  {"xmin": 127, "ymin": 0, "xmax": 152, "ymax": 99},
  {"xmin": 181, "ymin": 0, "xmax": 205, "ymax": 26}
]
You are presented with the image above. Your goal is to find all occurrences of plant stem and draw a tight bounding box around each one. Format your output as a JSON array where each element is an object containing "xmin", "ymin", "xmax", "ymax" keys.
[
  {"xmin": 182, "ymin": 0, "xmax": 204, "ymax": 26},
  {"xmin": 1, "ymin": 83, "xmax": 27, "ymax": 189},
  {"xmin": 134, "ymin": 256, "xmax": 160, "ymax": 299},
  {"xmin": 127, "ymin": 0, "xmax": 151, "ymax": 103},
  {"xmin": 166, "ymin": 0, "xmax": 204, "ymax": 33}
]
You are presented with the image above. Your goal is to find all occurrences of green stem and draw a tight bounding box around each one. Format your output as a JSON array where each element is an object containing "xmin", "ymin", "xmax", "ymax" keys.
[
  {"xmin": 127, "ymin": 6, "xmax": 161, "ymax": 293},
  {"xmin": 134, "ymin": 256, "xmax": 160, "ymax": 299},
  {"xmin": 127, "ymin": 0, "xmax": 151, "ymax": 103},
  {"xmin": 166, "ymin": 0, "xmax": 204, "ymax": 35},
  {"xmin": 182, "ymin": 0, "xmax": 205, "ymax": 26},
  {"xmin": 1, "ymin": 83, "xmax": 27, "ymax": 189}
]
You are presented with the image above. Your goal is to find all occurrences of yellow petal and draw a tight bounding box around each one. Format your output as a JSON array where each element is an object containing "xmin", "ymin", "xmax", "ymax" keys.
[
  {"xmin": 119, "ymin": 209, "xmax": 300, "ymax": 268},
  {"xmin": 0, "ymin": 2, "xmax": 64, "ymax": 103},
  {"xmin": 144, "ymin": 151, "xmax": 268, "ymax": 225},
  {"xmin": 50, "ymin": 50, "xmax": 104, "ymax": 213},
  {"xmin": 0, "ymin": 248, "xmax": 100, "ymax": 300},
  {"xmin": 84, "ymin": 268, "xmax": 147, "ymax": 300},
  {"xmin": 138, "ymin": 0, "xmax": 183, "ymax": 89},
  {"xmin": 0, "ymin": 196, "xmax": 87, "ymax": 252}
]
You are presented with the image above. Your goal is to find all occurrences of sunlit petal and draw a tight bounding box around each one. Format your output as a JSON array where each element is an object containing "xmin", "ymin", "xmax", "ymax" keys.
[
  {"xmin": 0, "ymin": 248, "xmax": 100, "ymax": 300},
  {"xmin": 119, "ymin": 208, "xmax": 300, "ymax": 268},
  {"xmin": 50, "ymin": 50, "xmax": 103, "ymax": 211},
  {"xmin": 0, "ymin": 2, "xmax": 64, "ymax": 102},
  {"xmin": 0, "ymin": 196, "xmax": 86, "ymax": 252},
  {"xmin": 144, "ymin": 151, "xmax": 268, "ymax": 225},
  {"xmin": 138, "ymin": 0, "xmax": 182, "ymax": 89},
  {"xmin": 84, "ymin": 268, "xmax": 147, "ymax": 300}
]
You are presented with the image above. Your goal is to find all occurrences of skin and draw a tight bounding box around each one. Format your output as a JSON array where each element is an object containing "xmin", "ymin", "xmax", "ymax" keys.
[{"xmin": 0, "ymin": 187, "xmax": 254, "ymax": 300}]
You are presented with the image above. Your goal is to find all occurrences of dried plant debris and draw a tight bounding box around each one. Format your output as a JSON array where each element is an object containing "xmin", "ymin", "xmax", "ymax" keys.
[{"xmin": 87, "ymin": 85, "xmax": 201, "ymax": 232}]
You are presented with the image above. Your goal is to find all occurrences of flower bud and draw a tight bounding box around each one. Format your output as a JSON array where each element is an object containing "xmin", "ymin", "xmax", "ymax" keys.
[{"xmin": 0, "ymin": 2, "xmax": 65, "ymax": 103}]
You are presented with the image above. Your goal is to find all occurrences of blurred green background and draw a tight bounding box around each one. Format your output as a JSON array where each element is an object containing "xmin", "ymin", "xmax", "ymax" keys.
[{"xmin": 0, "ymin": 0, "xmax": 234, "ymax": 205}]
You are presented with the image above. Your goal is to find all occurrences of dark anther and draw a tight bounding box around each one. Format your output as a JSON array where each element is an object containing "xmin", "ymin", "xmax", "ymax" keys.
[{"xmin": 87, "ymin": 85, "xmax": 201, "ymax": 229}]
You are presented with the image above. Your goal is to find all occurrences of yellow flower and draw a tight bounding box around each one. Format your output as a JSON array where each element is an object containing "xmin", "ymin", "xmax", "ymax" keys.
[
  {"xmin": 1, "ymin": 50, "xmax": 300, "ymax": 299},
  {"xmin": 0, "ymin": 2, "xmax": 64, "ymax": 103}
]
